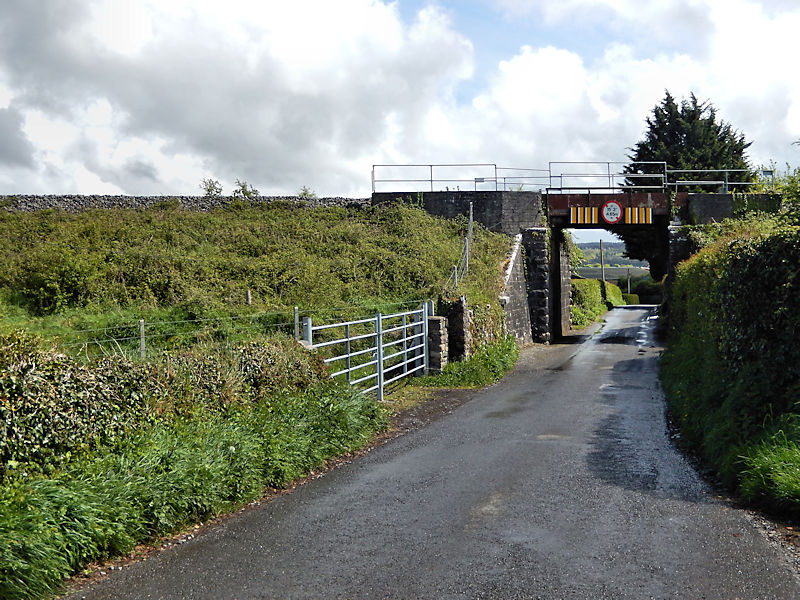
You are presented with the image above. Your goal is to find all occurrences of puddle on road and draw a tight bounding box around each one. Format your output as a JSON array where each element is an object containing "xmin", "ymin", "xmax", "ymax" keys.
[{"xmin": 536, "ymin": 433, "xmax": 571, "ymax": 441}]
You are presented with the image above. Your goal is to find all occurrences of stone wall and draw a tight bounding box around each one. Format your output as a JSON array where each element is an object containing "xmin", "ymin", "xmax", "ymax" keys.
[
  {"xmin": 371, "ymin": 191, "xmax": 544, "ymax": 235},
  {"xmin": 0, "ymin": 195, "xmax": 369, "ymax": 213},
  {"xmin": 557, "ymin": 234, "xmax": 572, "ymax": 336},
  {"xmin": 522, "ymin": 228, "xmax": 551, "ymax": 343},
  {"xmin": 500, "ymin": 235, "xmax": 533, "ymax": 345},
  {"xmin": 446, "ymin": 296, "xmax": 472, "ymax": 361},
  {"xmin": 427, "ymin": 316, "xmax": 448, "ymax": 374}
]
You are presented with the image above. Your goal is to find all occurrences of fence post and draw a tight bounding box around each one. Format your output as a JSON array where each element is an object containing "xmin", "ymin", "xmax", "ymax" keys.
[
  {"xmin": 452, "ymin": 265, "xmax": 458, "ymax": 288},
  {"xmin": 138, "ymin": 319, "xmax": 146, "ymax": 360},
  {"xmin": 302, "ymin": 317, "xmax": 313, "ymax": 346},
  {"xmin": 246, "ymin": 289, "xmax": 252, "ymax": 306},
  {"xmin": 375, "ymin": 313, "xmax": 384, "ymax": 403},
  {"xmin": 464, "ymin": 236, "xmax": 469, "ymax": 275},
  {"xmin": 294, "ymin": 306, "xmax": 300, "ymax": 340},
  {"xmin": 422, "ymin": 303, "xmax": 429, "ymax": 376}
]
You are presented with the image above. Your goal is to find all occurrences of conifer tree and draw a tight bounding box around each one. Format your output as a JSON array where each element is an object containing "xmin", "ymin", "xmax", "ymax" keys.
[
  {"xmin": 617, "ymin": 92, "xmax": 755, "ymax": 280},
  {"xmin": 624, "ymin": 91, "xmax": 753, "ymax": 190}
]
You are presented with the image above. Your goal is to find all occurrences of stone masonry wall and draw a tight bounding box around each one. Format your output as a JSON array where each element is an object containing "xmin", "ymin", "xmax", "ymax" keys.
[
  {"xmin": 500, "ymin": 235, "xmax": 533, "ymax": 345},
  {"xmin": 0, "ymin": 195, "xmax": 370, "ymax": 213},
  {"xmin": 427, "ymin": 316, "xmax": 448, "ymax": 374},
  {"xmin": 371, "ymin": 191, "xmax": 544, "ymax": 235},
  {"xmin": 446, "ymin": 296, "xmax": 472, "ymax": 361},
  {"xmin": 522, "ymin": 228, "xmax": 551, "ymax": 343},
  {"xmin": 557, "ymin": 234, "xmax": 572, "ymax": 336}
]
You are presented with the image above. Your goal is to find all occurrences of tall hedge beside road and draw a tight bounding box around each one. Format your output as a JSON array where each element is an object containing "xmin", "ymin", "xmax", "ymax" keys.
[{"xmin": 660, "ymin": 222, "xmax": 800, "ymax": 512}]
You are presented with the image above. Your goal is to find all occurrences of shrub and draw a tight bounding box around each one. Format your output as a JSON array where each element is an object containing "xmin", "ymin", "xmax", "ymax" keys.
[
  {"xmin": 660, "ymin": 224, "xmax": 800, "ymax": 502},
  {"xmin": 0, "ymin": 331, "xmax": 152, "ymax": 480},
  {"xmin": 622, "ymin": 293, "xmax": 640, "ymax": 304},
  {"xmin": 570, "ymin": 279, "xmax": 624, "ymax": 328}
]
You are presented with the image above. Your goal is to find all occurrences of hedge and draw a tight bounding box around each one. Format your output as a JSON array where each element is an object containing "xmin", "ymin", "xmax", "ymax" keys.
[{"xmin": 660, "ymin": 226, "xmax": 800, "ymax": 511}]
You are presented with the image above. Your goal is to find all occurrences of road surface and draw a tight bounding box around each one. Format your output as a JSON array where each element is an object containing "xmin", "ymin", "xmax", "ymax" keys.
[{"xmin": 66, "ymin": 307, "xmax": 800, "ymax": 599}]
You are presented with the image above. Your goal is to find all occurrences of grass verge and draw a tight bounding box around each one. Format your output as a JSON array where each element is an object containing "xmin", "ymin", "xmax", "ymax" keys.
[
  {"xmin": 414, "ymin": 337, "xmax": 519, "ymax": 389},
  {"xmin": 0, "ymin": 383, "xmax": 386, "ymax": 600}
]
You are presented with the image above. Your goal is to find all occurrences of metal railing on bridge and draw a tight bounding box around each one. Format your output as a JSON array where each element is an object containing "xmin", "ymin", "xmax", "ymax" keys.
[
  {"xmin": 371, "ymin": 163, "xmax": 549, "ymax": 193},
  {"xmin": 372, "ymin": 162, "xmax": 774, "ymax": 195}
]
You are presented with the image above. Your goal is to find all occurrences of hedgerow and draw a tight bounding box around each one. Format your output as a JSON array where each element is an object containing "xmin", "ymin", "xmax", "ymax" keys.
[
  {"xmin": 0, "ymin": 331, "xmax": 332, "ymax": 481},
  {"xmin": 660, "ymin": 224, "xmax": 800, "ymax": 511}
]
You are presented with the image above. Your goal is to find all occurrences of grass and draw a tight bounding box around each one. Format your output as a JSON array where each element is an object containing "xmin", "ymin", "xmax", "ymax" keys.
[
  {"xmin": 414, "ymin": 337, "xmax": 519, "ymax": 389},
  {"xmin": 740, "ymin": 436, "xmax": 800, "ymax": 510},
  {"xmin": 570, "ymin": 279, "xmax": 625, "ymax": 329},
  {"xmin": 0, "ymin": 383, "xmax": 387, "ymax": 600}
]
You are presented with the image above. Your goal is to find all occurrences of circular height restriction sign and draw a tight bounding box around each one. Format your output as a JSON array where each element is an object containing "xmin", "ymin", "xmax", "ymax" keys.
[{"xmin": 601, "ymin": 199, "xmax": 623, "ymax": 224}]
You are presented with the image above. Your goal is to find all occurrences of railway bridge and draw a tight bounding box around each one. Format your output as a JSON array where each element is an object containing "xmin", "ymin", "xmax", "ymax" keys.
[{"xmin": 371, "ymin": 162, "xmax": 775, "ymax": 343}]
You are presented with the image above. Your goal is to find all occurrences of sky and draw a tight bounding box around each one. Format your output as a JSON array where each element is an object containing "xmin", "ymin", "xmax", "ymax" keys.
[{"xmin": 1, "ymin": 0, "xmax": 799, "ymax": 214}]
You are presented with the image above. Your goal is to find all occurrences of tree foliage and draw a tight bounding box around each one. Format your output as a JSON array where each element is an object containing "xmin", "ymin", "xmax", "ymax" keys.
[
  {"xmin": 617, "ymin": 91, "xmax": 755, "ymax": 278},
  {"xmin": 624, "ymin": 91, "xmax": 754, "ymax": 190}
]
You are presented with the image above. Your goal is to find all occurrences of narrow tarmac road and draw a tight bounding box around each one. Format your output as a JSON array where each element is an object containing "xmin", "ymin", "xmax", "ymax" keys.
[{"xmin": 67, "ymin": 307, "xmax": 800, "ymax": 599}]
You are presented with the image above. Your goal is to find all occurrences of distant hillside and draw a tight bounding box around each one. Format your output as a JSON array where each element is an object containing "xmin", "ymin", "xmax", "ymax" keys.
[{"xmin": 576, "ymin": 242, "xmax": 648, "ymax": 268}]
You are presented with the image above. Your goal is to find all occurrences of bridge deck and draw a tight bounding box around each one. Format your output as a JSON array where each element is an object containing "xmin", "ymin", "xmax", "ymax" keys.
[{"xmin": 547, "ymin": 191, "xmax": 680, "ymax": 227}]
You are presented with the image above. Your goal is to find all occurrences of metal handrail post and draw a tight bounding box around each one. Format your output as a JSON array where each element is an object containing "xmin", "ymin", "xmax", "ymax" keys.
[
  {"xmin": 430, "ymin": 165, "xmax": 434, "ymax": 192},
  {"xmin": 302, "ymin": 317, "xmax": 313, "ymax": 345},
  {"xmin": 293, "ymin": 306, "xmax": 300, "ymax": 340},
  {"xmin": 375, "ymin": 313, "xmax": 384, "ymax": 402}
]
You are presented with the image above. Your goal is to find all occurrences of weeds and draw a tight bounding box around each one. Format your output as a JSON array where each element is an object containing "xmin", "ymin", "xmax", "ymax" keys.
[{"xmin": 414, "ymin": 337, "xmax": 519, "ymax": 389}]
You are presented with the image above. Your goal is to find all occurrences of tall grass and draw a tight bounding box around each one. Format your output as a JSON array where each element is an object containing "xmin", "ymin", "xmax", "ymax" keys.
[{"xmin": 0, "ymin": 383, "xmax": 386, "ymax": 600}]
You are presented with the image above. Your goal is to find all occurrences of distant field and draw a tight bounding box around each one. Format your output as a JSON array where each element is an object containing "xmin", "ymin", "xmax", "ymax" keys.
[{"xmin": 576, "ymin": 267, "xmax": 650, "ymax": 283}]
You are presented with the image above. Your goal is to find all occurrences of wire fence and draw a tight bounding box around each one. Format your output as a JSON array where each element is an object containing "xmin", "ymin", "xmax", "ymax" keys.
[
  {"xmin": 57, "ymin": 300, "xmax": 428, "ymax": 361},
  {"xmin": 445, "ymin": 201, "xmax": 474, "ymax": 291}
]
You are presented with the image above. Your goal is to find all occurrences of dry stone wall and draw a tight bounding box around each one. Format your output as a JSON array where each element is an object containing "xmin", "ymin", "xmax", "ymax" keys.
[{"xmin": 0, "ymin": 195, "xmax": 370, "ymax": 213}]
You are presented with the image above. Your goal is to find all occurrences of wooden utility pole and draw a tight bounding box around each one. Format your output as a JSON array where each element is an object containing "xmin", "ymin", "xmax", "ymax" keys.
[{"xmin": 600, "ymin": 239, "xmax": 606, "ymax": 283}]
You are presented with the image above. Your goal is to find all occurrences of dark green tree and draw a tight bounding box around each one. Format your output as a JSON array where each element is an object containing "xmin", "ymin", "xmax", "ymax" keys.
[
  {"xmin": 618, "ymin": 91, "xmax": 755, "ymax": 279},
  {"xmin": 624, "ymin": 91, "xmax": 753, "ymax": 190}
]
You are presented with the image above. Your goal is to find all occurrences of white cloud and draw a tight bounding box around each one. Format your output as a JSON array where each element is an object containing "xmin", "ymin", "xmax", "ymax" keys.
[{"xmin": 0, "ymin": 0, "xmax": 798, "ymax": 195}]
